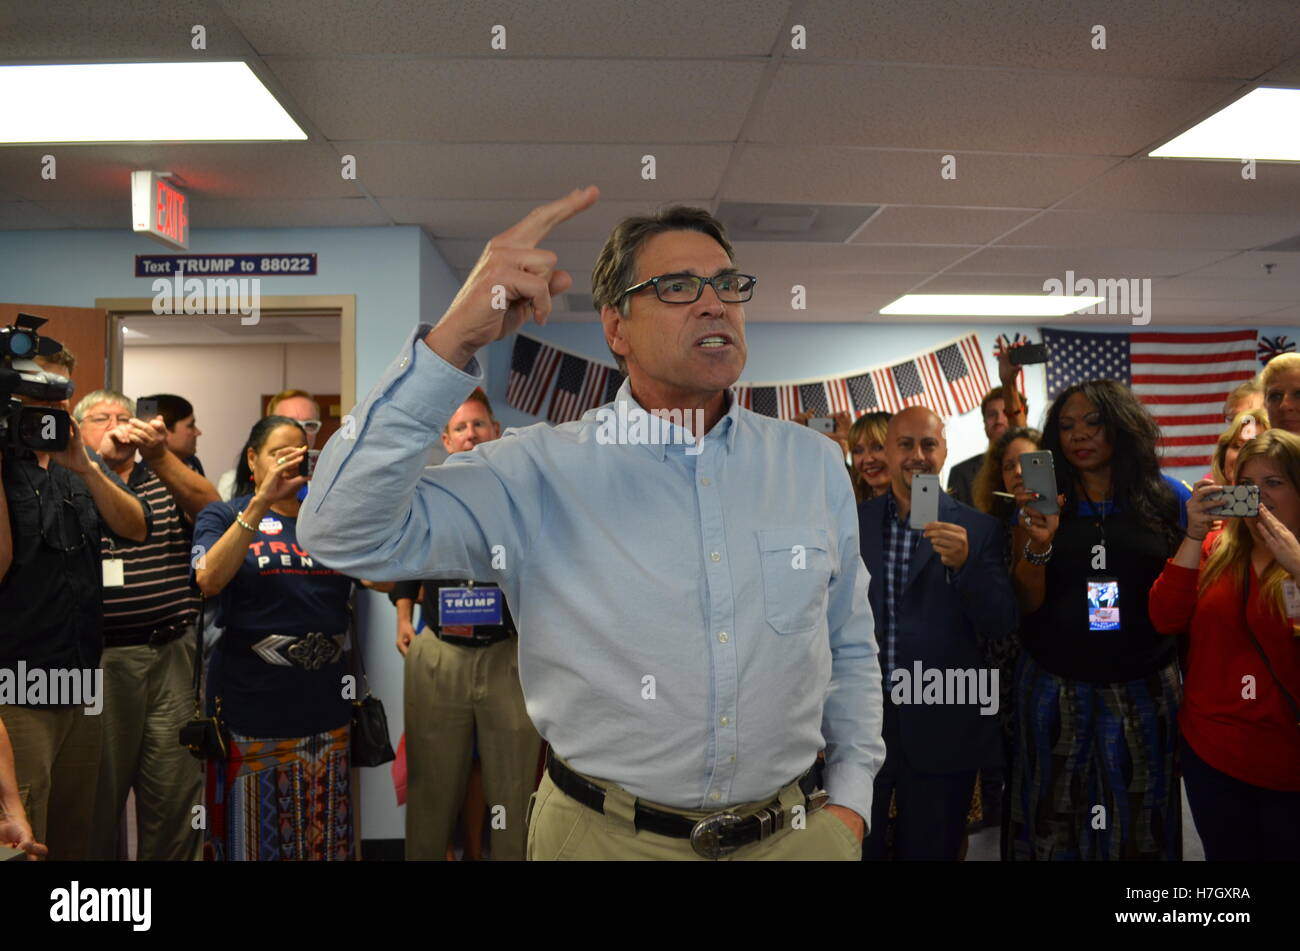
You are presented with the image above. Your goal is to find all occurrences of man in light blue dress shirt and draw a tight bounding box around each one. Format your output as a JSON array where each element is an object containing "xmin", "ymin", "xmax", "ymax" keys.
[{"xmin": 299, "ymin": 187, "xmax": 885, "ymax": 860}]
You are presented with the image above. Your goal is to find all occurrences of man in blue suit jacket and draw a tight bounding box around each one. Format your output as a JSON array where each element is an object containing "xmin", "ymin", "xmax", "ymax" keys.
[{"xmin": 857, "ymin": 407, "xmax": 1018, "ymax": 860}]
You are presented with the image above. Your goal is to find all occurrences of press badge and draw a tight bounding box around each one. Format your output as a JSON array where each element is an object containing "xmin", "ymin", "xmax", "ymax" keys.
[
  {"xmin": 1087, "ymin": 577, "xmax": 1120, "ymax": 632},
  {"xmin": 438, "ymin": 586, "xmax": 504, "ymax": 627},
  {"xmin": 1284, "ymin": 581, "xmax": 1300, "ymax": 619},
  {"xmin": 102, "ymin": 558, "xmax": 125, "ymax": 587}
]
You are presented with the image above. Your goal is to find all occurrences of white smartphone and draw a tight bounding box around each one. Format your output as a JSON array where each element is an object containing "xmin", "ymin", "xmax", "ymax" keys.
[{"xmin": 910, "ymin": 473, "xmax": 941, "ymax": 530}]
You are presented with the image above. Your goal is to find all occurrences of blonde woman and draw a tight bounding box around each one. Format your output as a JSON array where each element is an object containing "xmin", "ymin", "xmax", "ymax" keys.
[
  {"xmin": 1211, "ymin": 409, "xmax": 1268, "ymax": 486},
  {"xmin": 847, "ymin": 412, "xmax": 891, "ymax": 503},
  {"xmin": 1150, "ymin": 429, "xmax": 1300, "ymax": 859}
]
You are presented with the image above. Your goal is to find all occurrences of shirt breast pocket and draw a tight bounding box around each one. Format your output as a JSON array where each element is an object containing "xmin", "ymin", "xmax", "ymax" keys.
[{"xmin": 756, "ymin": 528, "xmax": 833, "ymax": 635}]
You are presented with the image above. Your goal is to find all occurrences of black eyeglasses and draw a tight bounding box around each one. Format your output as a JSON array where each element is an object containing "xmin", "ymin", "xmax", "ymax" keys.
[{"xmin": 618, "ymin": 272, "xmax": 757, "ymax": 304}]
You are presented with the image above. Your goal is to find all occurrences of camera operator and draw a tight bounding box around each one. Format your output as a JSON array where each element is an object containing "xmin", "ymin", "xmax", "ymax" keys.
[{"xmin": 0, "ymin": 359, "xmax": 153, "ymax": 860}]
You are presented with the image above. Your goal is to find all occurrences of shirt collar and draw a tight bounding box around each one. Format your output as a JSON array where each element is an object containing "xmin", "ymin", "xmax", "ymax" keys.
[{"xmin": 606, "ymin": 379, "xmax": 740, "ymax": 460}]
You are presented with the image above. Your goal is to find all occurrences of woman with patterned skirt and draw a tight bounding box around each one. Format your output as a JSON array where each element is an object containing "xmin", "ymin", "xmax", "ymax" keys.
[
  {"xmin": 194, "ymin": 416, "xmax": 356, "ymax": 861},
  {"xmin": 1009, "ymin": 381, "xmax": 1190, "ymax": 861}
]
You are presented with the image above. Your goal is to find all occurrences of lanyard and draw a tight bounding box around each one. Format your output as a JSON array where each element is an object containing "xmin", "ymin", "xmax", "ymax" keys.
[{"xmin": 1076, "ymin": 480, "xmax": 1112, "ymax": 548}]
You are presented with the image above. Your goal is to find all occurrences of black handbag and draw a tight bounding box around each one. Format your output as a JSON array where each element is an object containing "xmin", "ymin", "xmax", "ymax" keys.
[
  {"xmin": 179, "ymin": 597, "xmax": 230, "ymax": 760},
  {"xmin": 349, "ymin": 604, "xmax": 395, "ymax": 767}
]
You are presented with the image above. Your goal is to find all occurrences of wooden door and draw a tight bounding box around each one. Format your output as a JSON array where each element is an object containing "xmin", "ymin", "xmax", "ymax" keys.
[{"xmin": 0, "ymin": 302, "xmax": 108, "ymax": 407}]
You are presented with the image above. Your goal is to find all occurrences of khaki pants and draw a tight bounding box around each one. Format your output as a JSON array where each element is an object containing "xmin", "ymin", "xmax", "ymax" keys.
[
  {"xmin": 89, "ymin": 636, "xmax": 203, "ymax": 861},
  {"xmin": 404, "ymin": 630, "xmax": 542, "ymax": 860},
  {"xmin": 1, "ymin": 702, "xmax": 102, "ymax": 860},
  {"xmin": 526, "ymin": 759, "xmax": 863, "ymax": 861}
]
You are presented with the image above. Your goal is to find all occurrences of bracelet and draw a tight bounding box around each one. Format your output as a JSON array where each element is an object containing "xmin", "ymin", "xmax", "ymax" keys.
[
  {"xmin": 1022, "ymin": 539, "xmax": 1053, "ymax": 566},
  {"xmin": 234, "ymin": 513, "xmax": 257, "ymax": 533}
]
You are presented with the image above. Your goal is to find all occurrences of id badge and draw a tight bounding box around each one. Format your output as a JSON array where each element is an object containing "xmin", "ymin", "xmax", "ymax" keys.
[
  {"xmin": 102, "ymin": 558, "xmax": 125, "ymax": 587},
  {"xmin": 438, "ymin": 586, "xmax": 504, "ymax": 628},
  {"xmin": 1284, "ymin": 580, "xmax": 1300, "ymax": 619},
  {"xmin": 1087, "ymin": 577, "xmax": 1120, "ymax": 631}
]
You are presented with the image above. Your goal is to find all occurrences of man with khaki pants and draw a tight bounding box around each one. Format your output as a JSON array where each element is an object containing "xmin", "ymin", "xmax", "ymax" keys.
[
  {"xmin": 301, "ymin": 191, "xmax": 885, "ymax": 860},
  {"xmin": 74, "ymin": 390, "xmax": 218, "ymax": 861},
  {"xmin": 395, "ymin": 388, "xmax": 541, "ymax": 861}
]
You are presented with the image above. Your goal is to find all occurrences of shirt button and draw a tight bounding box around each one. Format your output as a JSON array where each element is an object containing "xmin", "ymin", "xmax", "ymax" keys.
[
  {"xmin": 399, "ymin": 357, "xmax": 409, "ymax": 368},
  {"xmin": 700, "ymin": 477, "xmax": 711, "ymax": 486},
  {"xmin": 710, "ymin": 551, "xmax": 721, "ymax": 562},
  {"xmin": 720, "ymin": 716, "xmax": 729, "ymax": 727},
  {"xmin": 718, "ymin": 632, "xmax": 728, "ymax": 643},
  {"xmin": 709, "ymin": 790, "xmax": 721, "ymax": 802}
]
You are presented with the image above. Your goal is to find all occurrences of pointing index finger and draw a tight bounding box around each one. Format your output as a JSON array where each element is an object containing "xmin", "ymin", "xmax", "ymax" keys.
[{"xmin": 499, "ymin": 186, "xmax": 600, "ymax": 249}]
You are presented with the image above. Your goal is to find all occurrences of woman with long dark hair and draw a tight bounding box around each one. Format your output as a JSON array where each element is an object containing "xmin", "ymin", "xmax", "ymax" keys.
[
  {"xmin": 193, "ymin": 415, "xmax": 357, "ymax": 861},
  {"xmin": 1008, "ymin": 380, "xmax": 1190, "ymax": 860}
]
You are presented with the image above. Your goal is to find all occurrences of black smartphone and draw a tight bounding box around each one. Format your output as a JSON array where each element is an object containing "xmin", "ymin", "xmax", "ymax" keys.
[
  {"xmin": 1010, "ymin": 342, "xmax": 1049, "ymax": 366},
  {"xmin": 298, "ymin": 449, "xmax": 320, "ymax": 478},
  {"xmin": 135, "ymin": 397, "xmax": 159, "ymax": 421}
]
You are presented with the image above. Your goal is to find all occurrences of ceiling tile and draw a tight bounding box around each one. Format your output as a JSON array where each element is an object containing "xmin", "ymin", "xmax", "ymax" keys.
[
  {"xmin": 793, "ymin": 0, "xmax": 1300, "ymax": 80},
  {"xmin": 733, "ymin": 241, "xmax": 977, "ymax": 274},
  {"xmin": 191, "ymin": 197, "xmax": 390, "ymax": 227},
  {"xmin": 224, "ymin": 0, "xmax": 791, "ymax": 56},
  {"xmin": 265, "ymin": 58, "xmax": 764, "ymax": 142},
  {"xmin": 749, "ymin": 62, "xmax": 1242, "ymax": 153},
  {"xmin": 0, "ymin": 201, "xmax": 75, "ymax": 229},
  {"xmin": 0, "ymin": 0, "xmax": 250, "ymax": 58},
  {"xmin": 1174, "ymin": 251, "xmax": 1300, "ymax": 281},
  {"xmin": 382, "ymin": 197, "xmax": 717, "ymax": 239},
  {"xmin": 348, "ymin": 143, "xmax": 732, "ymax": 200},
  {"xmin": 946, "ymin": 246, "xmax": 1236, "ymax": 276},
  {"xmin": 852, "ymin": 207, "xmax": 1039, "ymax": 244},
  {"xmin": 1152, "ymin": 276, "xmax": 1300, "ymax": 301},
  {"xmin": 723, "ymin": 146, "xmax": 1122, "ymax": 207},
  {"xmin": 996, "ymin": 210, "xmax": 1300, "ymax": 249},
  {"xmin": 1060, "ymin": 158, "xmax": 1300, "ymax": 214},
  {"xmin": 0, "ymin": 144, "xmax": 356, "ymax": 200}
]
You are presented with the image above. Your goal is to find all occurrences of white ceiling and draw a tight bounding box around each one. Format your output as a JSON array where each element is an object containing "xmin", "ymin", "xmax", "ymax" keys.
[
  {"xmin": 120, "ymin": 313, "xmax": 339, "ymax": 346},
  {"xmin": 1, "ymin": 0, "xmax": 1299, "ymax": 326}
]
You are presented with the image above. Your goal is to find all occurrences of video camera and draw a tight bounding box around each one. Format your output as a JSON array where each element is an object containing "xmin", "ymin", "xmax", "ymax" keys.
[{"xmin": 0, "ymin": 313, "xmax": 74, "ymax": 453}]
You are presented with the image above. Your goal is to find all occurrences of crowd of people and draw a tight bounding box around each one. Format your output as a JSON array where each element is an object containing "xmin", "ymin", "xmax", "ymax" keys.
[{"xmin": 1, "ymin": 192, "xmax": 1297, "ymax": 862}]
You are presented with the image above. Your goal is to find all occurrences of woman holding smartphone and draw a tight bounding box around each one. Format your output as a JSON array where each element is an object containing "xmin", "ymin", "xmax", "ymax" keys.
[
  {"xmin": 1149, "ymin": 429, "xmax": 1300, "ymax": 859},
  {"xmin": 193, "ymin": 415, "xmax": 356, "ymax": 861},
  {"xmin": 1008, "ymin": 380, "xmax": 1190, "ymax": 861}
]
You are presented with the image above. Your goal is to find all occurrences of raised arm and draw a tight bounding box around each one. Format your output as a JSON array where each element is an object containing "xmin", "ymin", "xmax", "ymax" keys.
[{"xmin": 298, "ymin": 189, "xmax": 599, "ymax": 581}]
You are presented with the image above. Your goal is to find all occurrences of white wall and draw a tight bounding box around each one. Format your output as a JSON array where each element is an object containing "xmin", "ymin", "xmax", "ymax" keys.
[{"xmin": 122, "ymin": 341, "xmax": 340, "ymax": 478}]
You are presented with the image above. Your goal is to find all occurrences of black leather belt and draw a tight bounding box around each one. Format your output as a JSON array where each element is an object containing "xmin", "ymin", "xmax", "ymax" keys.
[
  {"xmin": 432, "ymin": 628, "xmax": 513, "ymax": 648},
  {"xmin": 546, "ymin": 752, "xmax": 828, "ymax": 860},
  {"xmin": 104, "ymin": 621, "xmax": 191, "ymax": 649}
]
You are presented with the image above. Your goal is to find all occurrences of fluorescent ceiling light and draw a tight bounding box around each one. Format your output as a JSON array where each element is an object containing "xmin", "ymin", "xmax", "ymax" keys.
[
  {"xmin": 1150, "ymin": 87, "xmax": 1300, "ymax": 161},
  {"xmin": 881, "ymin": 294, "xmax": 1104, "ymax": 316},
  {"xmin": 0, "ymin": 62, "xmax": 306, "ymax": 143}
]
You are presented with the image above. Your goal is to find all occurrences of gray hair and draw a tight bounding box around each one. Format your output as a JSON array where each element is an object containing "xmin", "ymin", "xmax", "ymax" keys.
[{"xmin": 73, "ymin": 389, "xmax": 134, "ymax": 423}]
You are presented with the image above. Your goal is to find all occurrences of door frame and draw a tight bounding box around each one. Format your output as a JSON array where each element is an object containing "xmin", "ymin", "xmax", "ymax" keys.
[{"xmin": 95, "ymin": 294, "xmax": 356, "ymax": 412}]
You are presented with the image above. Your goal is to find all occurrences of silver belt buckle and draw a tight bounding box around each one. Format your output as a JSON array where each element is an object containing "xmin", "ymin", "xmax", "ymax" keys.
[
  {"xmin": 807, "ymin": 789, "xmax": 830, "ymax": 814},
  {"xmin": 690, "ymin": 811, "xmax": 744, "ymax": 860}
]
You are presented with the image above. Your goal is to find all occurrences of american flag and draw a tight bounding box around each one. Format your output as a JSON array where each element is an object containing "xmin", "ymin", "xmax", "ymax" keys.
[
  {"xmin": 732, "ymin": 385, "xmax": 752, "ymax": 410},
  {"xmin": 749, "ymin": 385, "xmax": 801, "ymax": 419},
  {"xmin": 505, "ymin": 336, "xmax": 562, "ymax": 416},
  {"xmin": 1042, "ymin": 329, "xmax": 1257, "ymax": 468},
  {"xmin": 935, "ymin": 334, "xmax": 993, "ymax": 416},
  {"xmin": 875, "ymin": 354, "xmax": 953, "ymax": 416},
  {"xmin": 548, "ymin": 353, "xmax": 612, "ymax": 423},
  {"xmin": 845, "ymin": 372, "xmax": 888, "ymax": 415},
  {"xmin": 602, "ymin": 369, "xmax": 624, "ymax": 402},
  {"xmin": 798, "ymin": 380, "xmax": 853, "ymax": 416}
]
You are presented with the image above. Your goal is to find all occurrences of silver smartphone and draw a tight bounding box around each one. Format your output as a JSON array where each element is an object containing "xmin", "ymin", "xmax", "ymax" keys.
[
  {"xmin": 1020, "ymin": 451, "xmax": 1060, "ymax": 516},
  {"xmin": 910, "ymin": 473, "xmax": 941, "ymax": 530},
  {"xmin": 808, "ymin": 416, "xmax": 836, "ymax": 434}
]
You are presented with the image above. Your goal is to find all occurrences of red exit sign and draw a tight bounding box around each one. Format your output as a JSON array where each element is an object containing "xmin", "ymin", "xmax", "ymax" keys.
[{"xmin": 131, "ymin": 171, "xmax": 189, "ymax": 250}]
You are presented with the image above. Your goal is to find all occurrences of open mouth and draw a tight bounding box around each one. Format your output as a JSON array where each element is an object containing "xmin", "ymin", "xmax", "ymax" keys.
[{"xmin": 695, "ymin": 333, "xmax": 733, "ymax": 349}]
